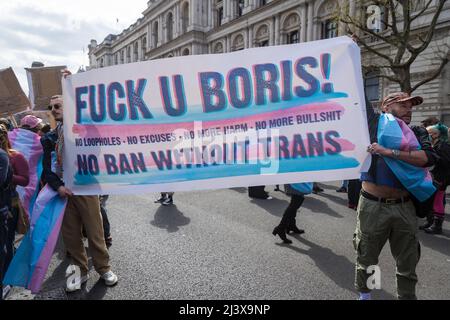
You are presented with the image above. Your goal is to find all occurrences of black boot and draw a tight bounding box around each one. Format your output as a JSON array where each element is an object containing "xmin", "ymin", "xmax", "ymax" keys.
[
  {"xmin": 424, "ymin": 216, "xmax": 444, "ymax": 234},
  {"xmin": 272, "ymin": 225, "xmax": 292, "ymax": 244},
  {"xmin": 287, "ymin": 219, "xmax": 305, "ymax": 235},
  {"xmin": 419, "ymin": 213, "xmax": 434, "ymax": 230}
]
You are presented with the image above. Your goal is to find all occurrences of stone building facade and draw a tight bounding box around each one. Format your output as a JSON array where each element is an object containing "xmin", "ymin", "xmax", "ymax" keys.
[{"xmin": 88, "ymin": 0, "xmax": 450, "ymax": 125}]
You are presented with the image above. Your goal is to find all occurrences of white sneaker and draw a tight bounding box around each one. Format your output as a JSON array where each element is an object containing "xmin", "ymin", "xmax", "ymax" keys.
[
  {"xmin": 66, "ymin": 274, "xmax": 89, "ymax": 293},
  {"xmin": 2, "ymin": 285, "xmax": 11, "ymax": 299},
  {"xmin": 101, "ymin": 271, "xmax": 118, "ymax": 286},
  {"xmin": 65, "ymin": 264, "xmax": 77, "ymax": 277}
]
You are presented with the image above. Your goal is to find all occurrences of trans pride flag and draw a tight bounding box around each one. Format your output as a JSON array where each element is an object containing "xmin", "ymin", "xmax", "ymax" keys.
[
  {"xmin": 4, "ymin": 185, "xmax": 67, "ymax": 293},
  {"xmin": 8, "ymin": 128, "xmax": 43, "ymax": 217},
  {"xmin": 377, "ymin": 113, "xmax": 435, "ymax": 202}
]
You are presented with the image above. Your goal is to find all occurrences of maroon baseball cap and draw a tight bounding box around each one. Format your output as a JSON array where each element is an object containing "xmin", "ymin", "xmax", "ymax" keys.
[{"xmin": 381, "ymin": 92, "xmax": 423, "ymax": 108}]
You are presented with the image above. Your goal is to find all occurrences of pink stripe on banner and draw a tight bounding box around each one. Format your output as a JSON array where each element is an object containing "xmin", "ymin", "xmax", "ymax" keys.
[
  {"xmin": 28, "ymin": 210, "xmax": 65, "ymax": 293},
  {"xmin": 73, "ymin": 102, "xmax": 344, "ymax": 138}
]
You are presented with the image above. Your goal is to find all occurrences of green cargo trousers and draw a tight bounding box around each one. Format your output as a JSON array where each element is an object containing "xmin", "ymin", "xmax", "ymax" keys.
[{"xmin": 353, "ymin": 195, "xmax": 421, "ymax": 300}]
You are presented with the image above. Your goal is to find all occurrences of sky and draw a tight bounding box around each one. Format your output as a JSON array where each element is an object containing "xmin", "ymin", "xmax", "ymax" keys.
[{"xmin": 0, "ymin": 0, "xmax": 148, "ymax": 95}]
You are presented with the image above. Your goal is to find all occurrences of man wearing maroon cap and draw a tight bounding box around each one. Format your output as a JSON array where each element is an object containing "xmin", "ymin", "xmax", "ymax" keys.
[{"xmin": 354, "ymin": 92, "xmax": 438, "ymax": 300}]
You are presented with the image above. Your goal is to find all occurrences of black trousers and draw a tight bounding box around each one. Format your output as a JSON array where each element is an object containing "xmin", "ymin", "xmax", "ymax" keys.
[
  {"xmin": 100, "ymin": 195, "xmax": 111, "ymax": 239},
  {"xmin": 348, "ymin": 179, "xmax": 362, "ymax": 207},
  {"xmin": 280, "ymin": 194, "xmax": 305, "ymax": 226},
  {"xmin": 248, "ymin": 186, "xmax": 268, "ymax": 199},
  {"xmin": 0, "ymin": 207, "xmax": 9, "ymax": 300}
]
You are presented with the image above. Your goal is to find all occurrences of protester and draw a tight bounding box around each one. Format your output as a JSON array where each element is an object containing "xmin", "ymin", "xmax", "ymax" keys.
[
  {"xmin": 421, "ymin": 116, "xmax": 440, "ymax": 128},
  {"xmin": 42, "ymin": 93, "xmax": 118, "ymax": 292},
  {"xmin": 422, "ymin": 124, "xmax": 450, "ymax": 234},
  {"xmin": 20, "ymin": 115, "xmax": 43, "ymax": 134},
  {"xmin": 336, "ymin": 180, "xmax": 348, "ymax": 193},
  {"xmin": 0, "ymin": 125, "xmax": 29, "ymax": 276},
  {"xmin": 355, "ymin": 92, "xmax": 437, "ymax": 300},
  {"xmin": 272, "ymin": 183, "xmax": 312, "ymax": 244},
  {"xmin": 155, "ymin": 192, "xmax": 174, "ymax": 205},
  {"xmin": 312, "ymin": 182, "xmax": 324, "ymax": 194},
  {"xmin": 0, "ymin": 149, "xmax": 12, "ymax": 300},
  {"xmin": 100, "ymin": 195, "xmax": 112, "ymax": 247},
  {"xmin": 0, "ymin": 119, "xmax": 13, "ymax": 131},
  {"xmin": 248, "ymin": 186, "xmax": 272, "ymax": 200}
]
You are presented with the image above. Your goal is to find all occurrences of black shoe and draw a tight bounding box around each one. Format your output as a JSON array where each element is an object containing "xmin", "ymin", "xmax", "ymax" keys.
[
  {"xmin": 154, "ymin": 195, "xmax": 166, "ymax": 203},
  {"xmin": 272, "ymin": 226, "xmax": 292, "ymax": 244},
  {"xmin": 419, "ymin": 214, "xmax": 434, "ymax": 230},
  {"xmin": 312, "ymin": 187, "xmax": 324, "ymax": 194},
  {"xmin": 162, "ymin": 196, "xmax": 173, "ymax": 206},
  {"xmin": 424, "ymin": 216, "xmax": 443, "ymax": 234},
  {"xmin": 287, "ymin": 225, "xmax": 305, "ymax": 235},
  {"xmin": 336, "ymin": 187, "xmax": 347, "ymax": 193}
]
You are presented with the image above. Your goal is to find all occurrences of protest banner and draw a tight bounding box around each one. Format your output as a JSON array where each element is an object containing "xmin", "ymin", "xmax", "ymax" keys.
[
  {"xmin": 62, "ymin": 36, "xmax": 371, "ymax": 195},
  {"xmin": 0, "ymin": 67, "xmax": 30, "ymax": 116},
  {"xmin": 26, "ymin": 65, "xmax": 67, "ymax": 110}
]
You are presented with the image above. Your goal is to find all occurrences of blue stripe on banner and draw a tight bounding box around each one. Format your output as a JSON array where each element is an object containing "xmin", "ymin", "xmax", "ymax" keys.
[
  {"xmin": 74, "ymin": 154, "xmax": 360, "ymax": 186},
  {"xmin": 3, "ymin": 191, "xmax": 66, "ymax": 288}
]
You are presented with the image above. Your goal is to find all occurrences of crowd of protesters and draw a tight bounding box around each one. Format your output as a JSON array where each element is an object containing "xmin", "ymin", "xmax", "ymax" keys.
[{"xmin": 0, "ymin": 68, "xmax": 449, "ymax": 301}]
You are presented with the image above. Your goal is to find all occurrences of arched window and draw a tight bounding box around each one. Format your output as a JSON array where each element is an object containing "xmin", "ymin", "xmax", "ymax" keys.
[
  {"xmin": 255, "ymin": 24, "xmax": 269, "ymax": 47},
  {"xmin": 232, "ymin": 34, "xmax": 245, "ymax": 51},
  {"xmin": 214, "ymin": 42, "xmax": 223, "ymax": 53},
  {"xmin": 318, "ymin": 0, "xmax": 339, "ymax": 39},
  {"xmin": 152, "ymin": 21, "xmax": 159, "ymax": 47},
  {"xmin": 182, "ymin": 48, "xmax": 190, "ymax": 56},
  {"xmin": 182, "ymin": 2, "xmax": 189, "ymax": 33},
  {"xmin": 166, "ymin": 12, "xmax": 173, "ymax": 41},
  {"xmin": 282, "ymin": 13, "xmax": 300, "ymax": 44}
]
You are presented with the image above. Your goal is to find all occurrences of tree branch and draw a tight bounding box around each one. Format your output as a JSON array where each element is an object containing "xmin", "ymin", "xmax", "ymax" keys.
[
  {"xmin": 410, "ymin": 56, "xmax": 450, "ymax": 92},
  {"xmin": 410, "ymin": 0, "xmax": 447, "ymax": 54}
]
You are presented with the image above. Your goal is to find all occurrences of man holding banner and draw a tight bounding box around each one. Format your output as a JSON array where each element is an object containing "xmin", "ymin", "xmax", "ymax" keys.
[
  {"xmin": 355, "ymin": 92, "xmax": 438, "ymax": 300},
  {"xmin": 42, "ymin": 94, "xmax": 118, "ymax": 292}
]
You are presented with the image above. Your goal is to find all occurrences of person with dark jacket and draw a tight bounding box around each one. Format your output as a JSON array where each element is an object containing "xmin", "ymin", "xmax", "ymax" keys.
[
  {"xmin": 0, "ymin": 149, "xmax": 12, "ymax": 300},
  {"xmin": 422, "ymin": 123, "xmax": 450, "ymax": 234},
  {"xmin": 272, "ymin": 183, "xmax": 311, "ymax": 244},
  {"xmin": 355, "ymin": 92, "xmax": 438, "ymax": 300}
]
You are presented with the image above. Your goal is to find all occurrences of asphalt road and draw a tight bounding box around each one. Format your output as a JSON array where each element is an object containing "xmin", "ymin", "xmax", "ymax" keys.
[{"xmin": 8, "ymin": 182, "xmax": 450, "ymax": 300}]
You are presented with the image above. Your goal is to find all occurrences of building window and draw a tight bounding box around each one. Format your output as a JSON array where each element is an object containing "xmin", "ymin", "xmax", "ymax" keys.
[
  {"xmin": 115, "ymin": 54, "xmax": 118, "ymax": 65},
  {"xmin": 322, "ymin": 19, "xmax": 338, "ymax": 39},
  {"xmin": 258, "ymin": 40, "xmax": 269, "ymax": 47},
  {"xmin": 153, "ymin": 21, "xmax": 159, "ymax": 47},
  {"xmin": 166, "ymin": 12, "xmax": 173, "ymax": 41},
  {"xmin": 142, "ymin": 37, "xmax": 147, "ymax": 58},
  {"xmin": 217, "ymin": 7, "xmax": 223, "ymax": 27},
  {"xmin": 287, "ymin": 31, "xmax": 299, "ymax": 44},
  {"xmin": 258, "ymin": 0, "xmax": 267, "ymax": 7},
  {"xmin": 364, "ymin": 71, "xmax": 380, "ymax": 102},
  {"xmin": 127, "ymin": 47, "xmax": 131, "ymax": 63},
  {"xmin": 100, "ymin": 58, "xmax": 104, "ymax": 68},
  {"xmin": 182, "ymin": 2, "xmax": 189, "ymax": 33},
  {"xmin": 134, "ymin": 42, "xmax": 139, "ymax": 61},
  {"xmin": 120, "ymin": 50, "xmax": 124, "ymax": 64},
  {"xmin": 182, "ymin": 48, "xmax": 190, "ymax": 56},
  {"xmin": 214, "ymin": 42, "xmax": 224, "ymax": 53},
  {"xmin": 237, "ymin": 0, "xmax": 244, "ymax": 17}
]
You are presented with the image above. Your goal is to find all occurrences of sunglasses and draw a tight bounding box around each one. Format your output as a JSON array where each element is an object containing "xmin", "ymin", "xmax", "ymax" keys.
[{"xmin": 48, "ymin": 103, "xmax": 62, "ymax": 110}]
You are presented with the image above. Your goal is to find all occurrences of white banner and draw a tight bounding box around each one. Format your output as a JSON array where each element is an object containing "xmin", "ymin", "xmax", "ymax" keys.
[{"xmin": 62, "ymin": 36, "xmax": 371, "ymax": 195}]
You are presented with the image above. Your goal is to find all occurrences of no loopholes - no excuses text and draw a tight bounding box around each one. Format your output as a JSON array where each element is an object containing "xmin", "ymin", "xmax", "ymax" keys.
[{"xmin": 74, "ymin": 54, "xmax": 335, "ymax": 124}]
